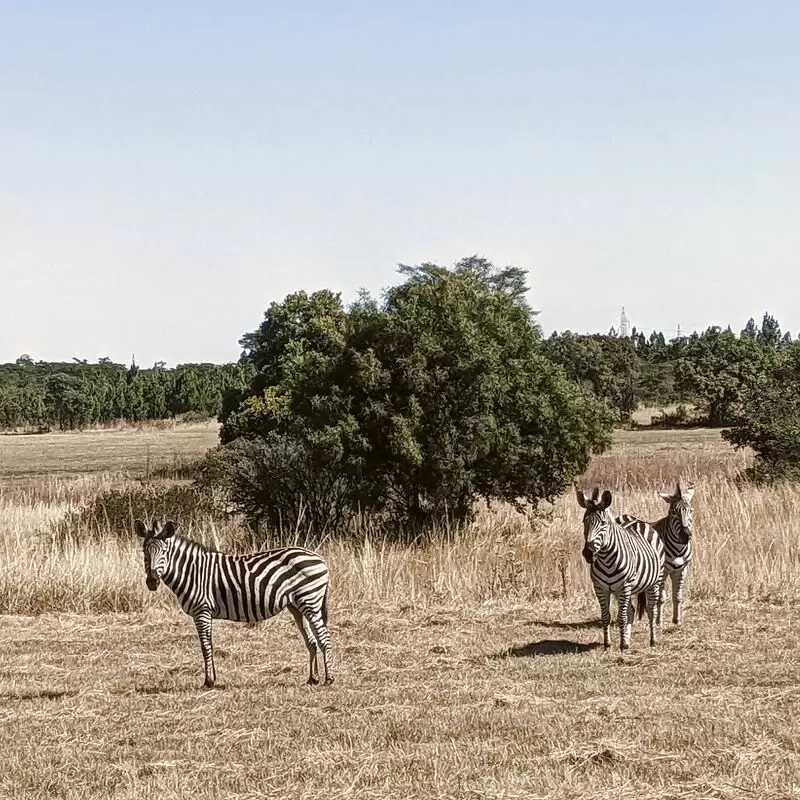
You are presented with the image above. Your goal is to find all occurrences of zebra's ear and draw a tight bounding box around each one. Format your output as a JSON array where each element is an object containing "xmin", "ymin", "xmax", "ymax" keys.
[
  {"xmin": 134, "ymin": 520, "xmax": 148, "ymax": 538},
  {"xmin": 160, "ymin": 520, "xmax": 177, "ymax": 539},
  {"xmin": 575, "ymin": 484, "xmax": 587, "ymax": 508},
  {"xmin": 599, "ymin": 490, "xmax": 612, "ymax": 510},
  {"xmin": 682, "ymin": 486, "xmax": 695, "ymax": 503},
  {"xmin": 658, "ymin": 490, "xmax": 674, "ymax": 503}
]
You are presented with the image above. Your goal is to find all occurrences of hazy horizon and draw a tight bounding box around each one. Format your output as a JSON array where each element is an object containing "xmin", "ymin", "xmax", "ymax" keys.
[{"xmin": 3, "ymin": 3, "xmax": 799, "ymax": 366}]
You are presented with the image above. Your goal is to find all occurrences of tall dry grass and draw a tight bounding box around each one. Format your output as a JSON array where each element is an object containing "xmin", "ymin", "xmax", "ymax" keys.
[{"xmin": 1, "ymin": 427, "xmax": 798, "ymax": 616}]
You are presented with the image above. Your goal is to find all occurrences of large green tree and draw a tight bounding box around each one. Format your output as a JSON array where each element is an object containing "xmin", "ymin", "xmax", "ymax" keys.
[{"xmin": 216, "ymin": 257, "xmax": 614, "ymax": 536}]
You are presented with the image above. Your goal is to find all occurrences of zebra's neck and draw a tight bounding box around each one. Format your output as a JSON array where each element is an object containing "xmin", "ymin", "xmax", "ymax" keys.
[
  {"xmin": 655, "ymin": 514, "xmax": 691, "ymax": 559},
  {"xmin": 594, "ymin": 521, "xmax": 630, "ymax": 566},
  {"xmin": 161, "ymin": 535, "xmax": 208, "ymax": 592}
]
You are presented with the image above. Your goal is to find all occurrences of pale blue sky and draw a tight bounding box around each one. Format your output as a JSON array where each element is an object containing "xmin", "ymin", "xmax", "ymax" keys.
[{"xmin": 2, "ymin": 2, "xmax": 798, "ymax": 365}]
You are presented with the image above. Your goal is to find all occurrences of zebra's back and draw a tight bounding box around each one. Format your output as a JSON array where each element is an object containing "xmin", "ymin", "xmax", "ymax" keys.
[
  {"xmin": 210, "ymin": 546, "xmax": 330, "ymax": 623},
  {"xmin": 622, "ymin": 512, "xmax": 691, "ymax": 571},
  {"xmin": 616, "ymin": 514, "xmax": 665, "ymax": 558}
]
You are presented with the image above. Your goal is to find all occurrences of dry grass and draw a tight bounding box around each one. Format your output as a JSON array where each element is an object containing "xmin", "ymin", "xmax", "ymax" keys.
[
  {"xmin": 1, "ymin": 422, "xmax": 800, "ymax": 797},
  {"xmin": 0, "ymin": 420, "xmax": 218, "ymax": 494}
]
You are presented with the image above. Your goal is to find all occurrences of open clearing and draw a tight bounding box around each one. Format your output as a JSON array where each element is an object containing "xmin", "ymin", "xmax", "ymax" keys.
[
  {"xmin": 1, "ymin": 423, "xmax": 799, "ymax": 799},
  {"xmin": 0, "ymin": 421, "xmax": 219, "ymax": 485}
]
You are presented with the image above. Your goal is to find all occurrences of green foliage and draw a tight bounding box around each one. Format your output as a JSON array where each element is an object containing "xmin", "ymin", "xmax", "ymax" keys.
[
  {"xmin": 674, "ymin": 327, "xmax": 774, "ymax": 427},
  {"xmin": 217, "ymin": 257, "xmax": 614, "ymax": 536},
  {"xmin": 723, "ymin": 343, "xmax": 800, "ymax": 483},
  {"xmin": 0, "ymin": 359, "xmax": 254, "ymax": 431},
  {"xmin": 199, "ymin": 435, "xmax": 357, "ymax": 539},
  {"xmin": 540, "ymin": 332, "xmax": 640, "ymax": 420}
]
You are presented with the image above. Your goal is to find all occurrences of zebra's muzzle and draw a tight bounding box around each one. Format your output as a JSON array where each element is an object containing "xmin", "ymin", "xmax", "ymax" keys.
[{"xmin": 146, "ymin": 574, "xmax": 160, "ymax": 591}]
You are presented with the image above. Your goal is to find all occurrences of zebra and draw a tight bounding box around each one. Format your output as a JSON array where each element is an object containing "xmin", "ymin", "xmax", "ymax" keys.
[
  {"xmin": 135, "ymin": 519, "xmax": 333, "ymax": 689},
  {"xmin": 617, "ymin": 482, "xmax": 695, "ymax": 626},
  {"xmin": 576, "ymin": 486, "xmax": 666, "ymax": 651}
]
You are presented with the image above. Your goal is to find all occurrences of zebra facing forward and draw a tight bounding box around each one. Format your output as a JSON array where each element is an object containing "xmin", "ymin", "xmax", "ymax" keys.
[
  {"xmin": 618, "ymin": 482, "xmax": 694, "ymax": 626},
  {"xmin": 576, "ymin": 487, "xmax": 665, "ymax": 652},
  {"xmin": 135, "ymin": 519, "xmax": 333, "ymax": 688}
]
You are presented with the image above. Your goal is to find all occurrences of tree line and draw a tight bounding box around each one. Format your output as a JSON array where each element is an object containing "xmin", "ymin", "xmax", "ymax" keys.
[
  {"xmin": 542, "ymin": 310, "xmax": 791, "ymax": 426},
  {"xmin": 0, "ymin": 358, "xmax": 253, "ymax": 431}
]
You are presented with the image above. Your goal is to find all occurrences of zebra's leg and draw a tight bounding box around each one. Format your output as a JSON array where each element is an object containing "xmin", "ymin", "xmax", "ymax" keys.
[
  {"xmin": 193, "ymin": 611, "xmax": 216, "ymax": 689},
  {"xmin": 627, "ymin": 597, "xmax": 636, "ymax": 634},
  {"xmin": 288, "ymin": 606, "xmax": 319, "ymax": 685},
  {"xmin": 657, "ymin": 572, "xmax": 667, "ymax": 628},
  {"xmin": 618, "ymin": 588, "xmax": 632, "ymax": 651},
  {"xmin": 304, "ymin": 609, "xmax": 334, "ymax": 685},
  {"xmin": 594, "ymin": 583, "xmax": 612, "ymax": 649},
  {"xmin": 646, "ymin": 585, "xmax": 658, "ymax": 646},
  {"xmin": 671, "ymin": 565, "xmax": 688, "ymax": 625}
]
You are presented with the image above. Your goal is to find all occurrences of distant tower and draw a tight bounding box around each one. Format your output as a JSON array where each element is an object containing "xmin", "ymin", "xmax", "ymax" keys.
[
  {"xmin": 619, "ymin": 307, "xmax": 630, "ymax": 338},
  {"xmin": 676, "ymin": 323, "xmax": 682, "ymax": 339}
]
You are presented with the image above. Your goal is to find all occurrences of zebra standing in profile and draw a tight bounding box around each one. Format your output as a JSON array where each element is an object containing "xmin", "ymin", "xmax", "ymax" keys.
[
  {"xmin": 618, "ymin": 483, "xmax": 695, "ymax": 625},
  {"xmin": 135, "ymin": 519, "xmax": 333, "ymax": 689},
  {"xmin": 576, "ymin": 487, "xmax": 666, "ymax": 651}
]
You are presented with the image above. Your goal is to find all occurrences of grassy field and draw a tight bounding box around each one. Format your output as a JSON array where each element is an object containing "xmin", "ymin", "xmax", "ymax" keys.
[{"xmin": 1, "ymin": 422, "xmax": 799, "ymax": 799}]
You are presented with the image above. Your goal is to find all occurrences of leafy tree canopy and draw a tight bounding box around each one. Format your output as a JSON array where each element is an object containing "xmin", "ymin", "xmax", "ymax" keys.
[
  {"xmin": 723, "ymin": 342, "xmax": 800, "ymax": 482},
  {"xmin": 216, "ymin": 257, "xmax": 614, "ymax": 536},
  {"xmin": 673, "ymin": 326, "xmax": 775, "ymax": 427}
]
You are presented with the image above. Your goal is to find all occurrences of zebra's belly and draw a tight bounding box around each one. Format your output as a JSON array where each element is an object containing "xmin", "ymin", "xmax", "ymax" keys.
[
  {"xmin": 593, "ymin": 569, "xmax": 659, "ymax": 595},
  {"xmin": 210, "ymin": 595, "xmax": 284, "ymax": 623}
]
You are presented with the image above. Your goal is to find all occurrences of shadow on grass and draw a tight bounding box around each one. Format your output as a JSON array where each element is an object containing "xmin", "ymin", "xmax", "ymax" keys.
[
  {"xmin": 4, "ymin": 689, "xmax": 78, "ymax": 701},
  {"xmin": 528, "ymin": 619, "xmax": 602, "ymax": 631},
  {"xmin": 133, "ymin": 682, "xmax": 220, "ymax": 695},
  {"xmin": 495, "ymin": 639, "xmax": 603, "ymax": 658}
]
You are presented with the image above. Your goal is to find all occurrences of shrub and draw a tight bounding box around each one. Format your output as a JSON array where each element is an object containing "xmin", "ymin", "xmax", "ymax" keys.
[
  {"xmin": 197, "ymin": 435, "xmax": 356, "ymax": 542},
  {"xmin": 55, "ymin": 482, "xmax": 224, "ymax": 544}
]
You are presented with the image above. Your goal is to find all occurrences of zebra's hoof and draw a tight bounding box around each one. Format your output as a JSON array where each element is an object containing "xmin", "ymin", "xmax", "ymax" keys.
[
  {"xmin": 307, "ymin": 676, "xmax": 320, "ymax": 686},
  {"xmin": 202, "ymin": 681, "xmax": 215, "ymax": 690},
  {"xmin": 324, "ymin": 677, "xmax": 334, "ymax": 686},
  {"xmin": 620, "ymin": 644, "xmax": 630, "ymax": 653}
]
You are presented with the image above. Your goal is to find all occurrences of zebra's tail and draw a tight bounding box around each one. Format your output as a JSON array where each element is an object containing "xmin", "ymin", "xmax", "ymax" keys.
[
  {"xmin": 637, "ymin": 592, "xmax": 647, "ymax": 620},
  {"xmin": 321, "ymin": 580, "xmax": 331, "ymax": 627}
]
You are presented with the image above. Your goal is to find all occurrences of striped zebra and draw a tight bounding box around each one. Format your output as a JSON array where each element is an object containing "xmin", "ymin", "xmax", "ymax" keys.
[
  {"xmin": 576, "ymin": 487, "xmax": 666, "ymax": 651},
  {"xmin": 618, "ymin": 483, "xmax": 694, "ymax": 626},
  {"xmin": 135, "ymin": 519, "xmax": 333, "ymax": 689}
]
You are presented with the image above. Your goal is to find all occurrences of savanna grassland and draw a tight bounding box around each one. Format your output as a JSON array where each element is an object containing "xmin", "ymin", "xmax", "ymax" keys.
[{"xmin": 1, "ymin": 422, "xmax": 800, "ymax": 799}]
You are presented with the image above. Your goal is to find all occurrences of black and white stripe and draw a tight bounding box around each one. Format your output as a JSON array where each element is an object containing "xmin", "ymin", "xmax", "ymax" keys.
[
  {"xmin": 619, "ymin": 483, "xmax": 694, "ymax": 625},
  {"xmin": 135, "ymin": 519, "xmax": 333, "ymax": 688},
  {"xmin": 576, "ymin": 487, "xmax": 666, "ymax": 651}
]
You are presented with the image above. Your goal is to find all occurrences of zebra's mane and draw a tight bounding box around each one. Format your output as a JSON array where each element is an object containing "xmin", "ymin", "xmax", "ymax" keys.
[{"xmin": 170, "ymin": 530, "xmax": 218, "ymax": 554}]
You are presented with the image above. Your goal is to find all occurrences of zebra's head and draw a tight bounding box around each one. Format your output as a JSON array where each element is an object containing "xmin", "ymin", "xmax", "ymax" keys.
[
  {"xmin": 575, "ymin": 486, "xmax": 614, "ymax": 557},
  {"xmin": 135, "ymin": 519, "xmax": 177, "ymax": 591},
  {"xmin": 658, "ymin": 483, "xmax": 695, "ymax": 544}
]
